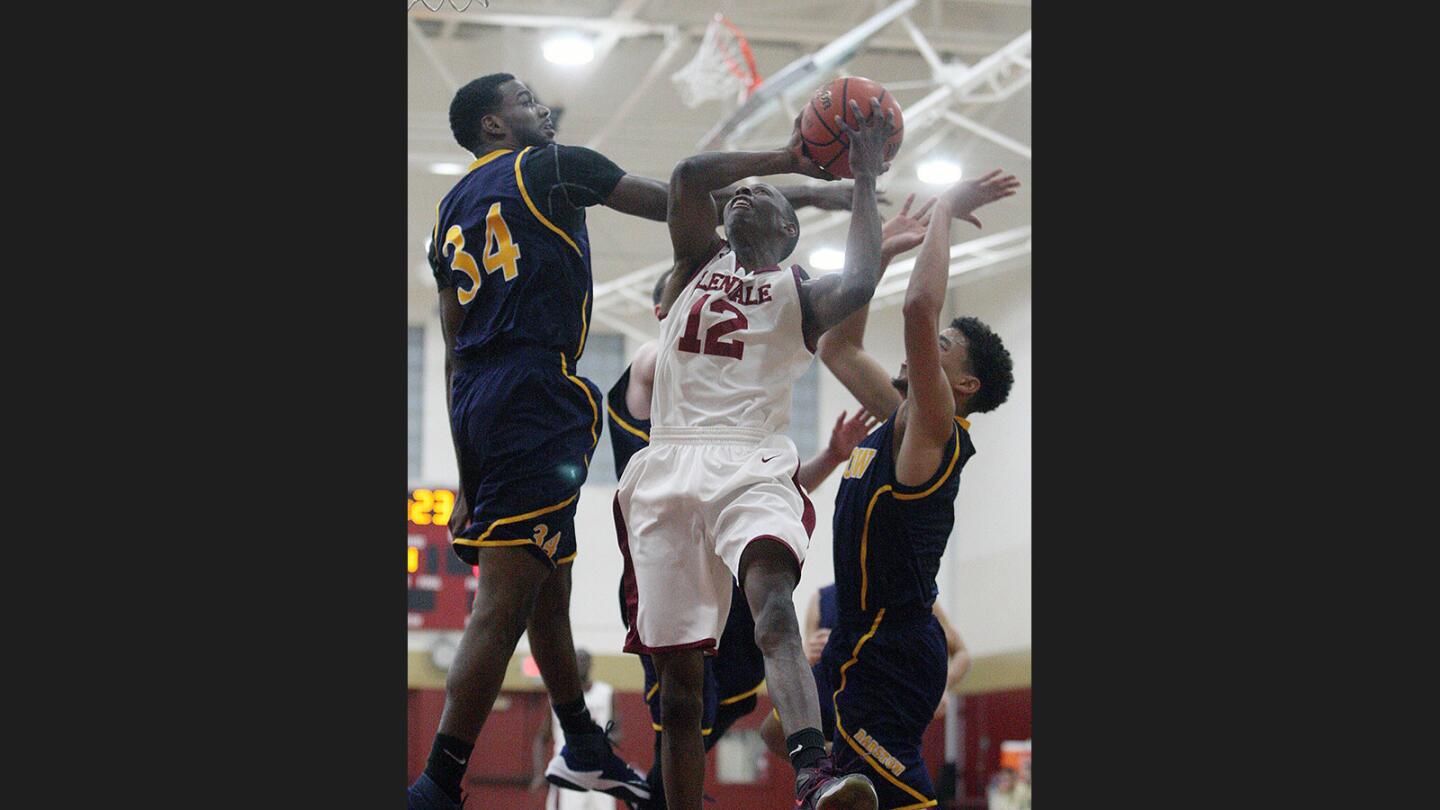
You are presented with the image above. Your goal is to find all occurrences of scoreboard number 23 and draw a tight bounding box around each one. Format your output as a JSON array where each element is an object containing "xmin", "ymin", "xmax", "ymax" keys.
[{"xmin": 408, "ymin": 488, "xmax": 455, "ymax": 527}]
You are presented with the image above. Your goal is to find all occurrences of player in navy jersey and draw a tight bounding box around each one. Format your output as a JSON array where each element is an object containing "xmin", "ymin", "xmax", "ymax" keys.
[
  {"xmin": 410, "ymin": 72, "xmax": 868, "ymax": 810},
  {"xmin": 798, "ymin": 172, "xmax": 1020, "ymax": 810},
  {"xmin": 763, "ymin": 582, "xmax": 973, "ymax": 765},
  {"xmin": 608, "ymin": 276, "xmax": 879, "ymax": 809}
]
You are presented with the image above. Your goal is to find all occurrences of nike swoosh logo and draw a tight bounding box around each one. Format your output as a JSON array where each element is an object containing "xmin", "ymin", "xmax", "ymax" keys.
[
  {"xmin": 444, "ymin": 750, "xmax": 468, "ymax": 765},
  {"xmin": 762, "ymin": 455, "xmax": 779, "ymax": 463},
  {"xmin": 790, "ymin": 744, "xmax": 804, "ymax": 756}
]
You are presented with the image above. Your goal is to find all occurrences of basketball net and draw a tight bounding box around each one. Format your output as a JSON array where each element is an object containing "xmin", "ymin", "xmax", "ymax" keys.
[{"xmin": 671, "ymin": 14, "xmax": 762, "ymax": 109}]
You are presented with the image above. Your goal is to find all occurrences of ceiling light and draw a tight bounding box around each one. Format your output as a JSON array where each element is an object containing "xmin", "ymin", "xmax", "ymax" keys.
[
  {"xmin": 809, "ymin": 248, "xmax": 845, "ymax": 271},
  {"xmin": 543, "ymin": 35, "xmax": 595, "ymax": 65},
  {"xmin": 429, "ymin": 162, "xmax": 467, "ymax": 176},
  {"xmin": 916, "ymin": 160, "xmax": 962, "ymax": 185}
]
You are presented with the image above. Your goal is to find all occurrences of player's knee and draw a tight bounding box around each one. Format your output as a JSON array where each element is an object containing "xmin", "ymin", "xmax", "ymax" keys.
[
  {"xmin": 469, "ymin": 589, "xmax": 533, "ymax": 645},
  {"xmin": 752, "ymin": 593, "xmax": 800, "ymax": 655},
  {"xmin": 658, "ymin": 683, "xmax": 704, "ymax": 726}
]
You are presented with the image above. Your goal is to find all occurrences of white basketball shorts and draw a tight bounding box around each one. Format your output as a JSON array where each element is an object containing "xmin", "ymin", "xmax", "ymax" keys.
[{"xmin": 615, "ymin": 426, "xmax": 815, "ymax": 655}]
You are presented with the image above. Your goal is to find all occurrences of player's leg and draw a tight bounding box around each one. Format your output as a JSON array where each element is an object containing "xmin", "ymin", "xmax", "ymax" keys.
[
  {"xmin": 737, "ymin": 540, "xmax": 824, "ymax": 760},
  {"xmin": 735, "ymin": 544, "xmax": 875, "ymax": 809},
  {"xmin": 828, "ymin": 618, "xmax": 947, "ymax": 810},
  {"xmin": 759, "ymin": 707, "xmax": 787, "ymax": 758},
  {"xmin": 410, "ymin": 546, "xmax": 548, "ymax": 809},
  {"xmin": 651, "ymin": 649, "xmax": 707, "ymax": 810},
  {"xmin": 525, "ymin": 558, "xmax": 588, "ymax": 723},
  {"xmin": 529, "ymin": 533, "xmax": 650, "ymax": 802}
]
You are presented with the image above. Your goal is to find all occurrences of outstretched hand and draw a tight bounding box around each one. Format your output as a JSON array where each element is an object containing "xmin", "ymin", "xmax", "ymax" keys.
[
  {"xmin": 828, "ymin": 408, "xmax": 881, "ymax": 460},
  {"xmin": 940, "ymin": 169, "xmax": 1021, "ymax": 228},
  {"xmin": 837, "ymin": 97, "xmax": 896, "ymax": 180},
  {"xmin": 881, "ymin": 192, "xmax": 937, "ymax": 258}
]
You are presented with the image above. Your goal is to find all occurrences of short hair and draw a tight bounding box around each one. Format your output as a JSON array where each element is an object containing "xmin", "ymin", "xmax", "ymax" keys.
[
  {"xmin": 450, "ymin": 73, "xmax": 514, "ymax": 154},
  {"xmin": 951, "ymin": 316, "xmax": 1014, "ymax": 413},
  {"xmin": 652, "ymin": 270, "xmax": 670, "ymax": 306}
]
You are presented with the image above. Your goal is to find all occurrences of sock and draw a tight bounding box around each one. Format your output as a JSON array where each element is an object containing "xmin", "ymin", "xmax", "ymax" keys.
[
  {"xmin": 785, "ymin": 727, "xmax": 827, "ymax": 772},
  {"xmin": 422, "ymin": 733, "xmax": 473, "ymax": 804},
  {"xmin": 554, "ymin": 695, "xmax": 599, "ymax": 738}
]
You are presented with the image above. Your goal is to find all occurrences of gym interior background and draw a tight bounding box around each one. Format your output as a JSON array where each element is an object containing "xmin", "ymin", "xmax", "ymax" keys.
[{"xmin": 407, "ymin": 2, "xmax": 1031, "ymax": 806}]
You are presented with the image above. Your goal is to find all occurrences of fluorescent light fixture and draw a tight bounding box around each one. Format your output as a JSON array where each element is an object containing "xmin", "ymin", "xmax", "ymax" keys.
[
  {"xmin": 429, "ymin": 162, "xmax": 468, "ymax": 176},
  {"xmin": 809, "ymin": 248, "xmax": 845, "ymax": 271},
  {"xmin": 916, "ymin": 160, "xmax": 962, "ymax": 185},
  {"xmin": 543, "ymin": 35, "xmax": 595, "ymax": 65}
]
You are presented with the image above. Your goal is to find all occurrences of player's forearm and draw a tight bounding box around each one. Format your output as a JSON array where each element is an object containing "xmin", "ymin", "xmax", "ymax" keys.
[
  {"xmin": 903, "ymin": 199, "xmax": 953, "ymax": 320},
  {"xmin": 833, "ymin": 175, "xmax": 884, "ymax": 314},
  {"xmin": 796, "ymin": 446, "xmax": 849, "ymax": 491},
  {"xmin": 671, "ymin": 149, "xmax": 797, "ymax": 197}
]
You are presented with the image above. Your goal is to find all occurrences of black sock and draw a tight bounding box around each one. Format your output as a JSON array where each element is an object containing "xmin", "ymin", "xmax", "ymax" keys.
[
  {"xmin": 786, "ymin": 727, "xmax": 827, "ymax": 772},
  {"xmin": 553, "ymin": 695, "xmax": 599, "ymax": 738},
  {"xmin": 422, "ymin": 733, "xmax": 473, "ymax": 804}
]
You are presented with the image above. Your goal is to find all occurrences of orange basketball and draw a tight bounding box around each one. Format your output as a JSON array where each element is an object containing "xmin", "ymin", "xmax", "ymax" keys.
[{"xmin": 796, "ymin": 77, "xmax": 904, "ymax": 180}]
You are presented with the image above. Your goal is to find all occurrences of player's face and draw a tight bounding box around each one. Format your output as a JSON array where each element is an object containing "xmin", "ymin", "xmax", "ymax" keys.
[
  {"xmin": 494, "ymin": 80, "xmax": 555, "ymax": 147},
  {"xmin": 723, "ymin": 183, "xmax": 796, "ymax": 247},
  {"xmin": 891, "ymin": 328, "xmax": 975, "ymax": 412}
]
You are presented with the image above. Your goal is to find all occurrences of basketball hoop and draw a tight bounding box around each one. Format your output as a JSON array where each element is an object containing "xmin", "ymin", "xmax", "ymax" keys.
[{"xmin": 671, "ymin": 14, "xmax": 762, "ymax": 108}]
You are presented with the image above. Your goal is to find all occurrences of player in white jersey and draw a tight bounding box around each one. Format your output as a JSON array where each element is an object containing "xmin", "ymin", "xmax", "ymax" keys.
[{"xmin": 614, "ymin": 100, "xmax": 897, "ymax": 810}]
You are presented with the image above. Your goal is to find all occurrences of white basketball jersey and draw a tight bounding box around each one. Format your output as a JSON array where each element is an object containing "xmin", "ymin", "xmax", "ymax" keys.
[{"xmin": 652, "ymin": 244, "xmax": 814, "ymax": 435}]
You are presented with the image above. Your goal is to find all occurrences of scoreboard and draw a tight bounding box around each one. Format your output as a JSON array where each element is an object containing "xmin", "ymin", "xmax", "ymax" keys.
[{"xmin": 407, "ymin": 487, "xmax": 477, "ymax": 630}]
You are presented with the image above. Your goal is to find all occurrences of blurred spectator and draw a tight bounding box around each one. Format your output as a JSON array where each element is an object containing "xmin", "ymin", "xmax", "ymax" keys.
[{"xmin": 987, "ymin": 767, "xmax": 1020, "ymax": 810}]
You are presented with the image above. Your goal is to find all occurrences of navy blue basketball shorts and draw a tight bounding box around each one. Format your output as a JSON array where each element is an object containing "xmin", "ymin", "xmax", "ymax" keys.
[
  {"xmin": 814, "ymin": 611, "xmax": 947, "ymax": 810},
  {"xmin": 448, "ymin": 346, "xmax": 601, "ymax": 569}
]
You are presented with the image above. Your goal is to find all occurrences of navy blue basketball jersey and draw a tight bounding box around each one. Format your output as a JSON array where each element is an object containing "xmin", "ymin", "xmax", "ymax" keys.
[
  {"xmin": 606, "ymin": 363, "xmax": 651, "ymax": 478},
  {"xmin": 429, "ymin": 144, "xmax": 624, "ymax": 363},
  {"xmin": 831, "ymin": 413, "xmax": 976, "ymax": 623}
]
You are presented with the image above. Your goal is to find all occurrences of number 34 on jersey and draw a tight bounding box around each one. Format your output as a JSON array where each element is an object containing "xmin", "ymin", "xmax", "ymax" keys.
[{"xmin": 443, "ymin": 202, "xmax": 521, "ymax": 304}]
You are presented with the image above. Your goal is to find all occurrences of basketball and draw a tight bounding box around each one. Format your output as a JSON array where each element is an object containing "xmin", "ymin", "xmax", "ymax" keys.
[{"xmin": 796, "ymin": 76, "xmax": 904, "ymax": 179}]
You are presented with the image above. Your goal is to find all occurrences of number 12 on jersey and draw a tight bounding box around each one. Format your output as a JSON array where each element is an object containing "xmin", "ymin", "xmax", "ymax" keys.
[{"xmin": 677, "ymin": 293, "xmax": 748, "ymax": 359}]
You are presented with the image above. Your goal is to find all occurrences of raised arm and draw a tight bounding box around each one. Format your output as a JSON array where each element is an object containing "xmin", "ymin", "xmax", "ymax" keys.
[
  {"xmin": 816, "ymin": 193, "xmax": 935, "ymax": 417},
  {"xmin": 796, "ymin": 99, "xmax": 895, "ymax": 348},
  {"xmin": 658, "ymin": 141, "xmax": 831, "ymax": 317},
  {"xmin": 895, "ymin": 170, "xmax": 1019, "ymax": 486}
]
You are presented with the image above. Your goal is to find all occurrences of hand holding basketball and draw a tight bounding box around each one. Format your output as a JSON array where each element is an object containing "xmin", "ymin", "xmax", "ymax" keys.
[
  {"xmin": 939, "ymin": 169, "xmax": 1021, "ymax": 229},
  {"xmin": 837, "ymin": 98, "xmax": 895, "ymax": 180},
  {"xmin": 786, "ymin": 112, "xmax": 838, "ymax": 180},
  {"xmin": 796, "ymin": 77, "xmax": 904, "ymax": 179}
]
